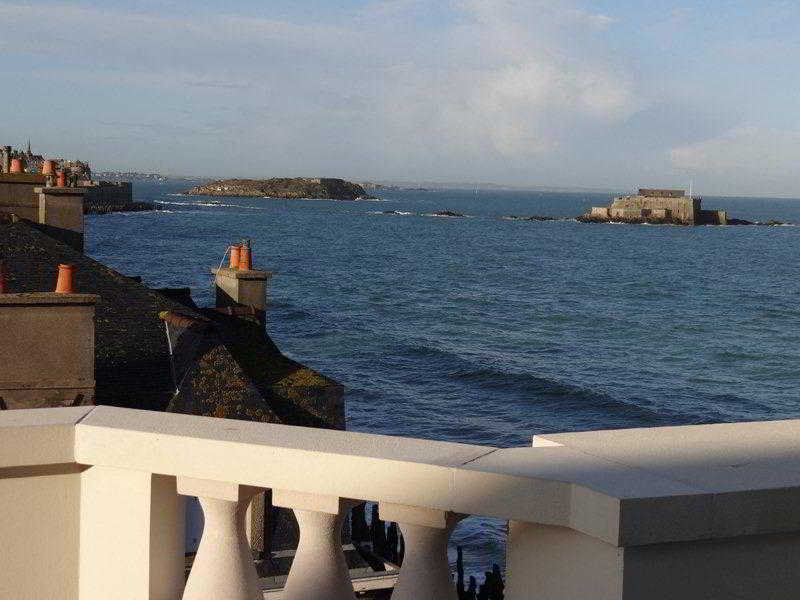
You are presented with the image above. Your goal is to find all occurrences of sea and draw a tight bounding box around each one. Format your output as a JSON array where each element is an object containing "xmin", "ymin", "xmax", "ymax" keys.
[{"xmin": 86, "ymin": 183, "xmax": 800, "ymax": 579}]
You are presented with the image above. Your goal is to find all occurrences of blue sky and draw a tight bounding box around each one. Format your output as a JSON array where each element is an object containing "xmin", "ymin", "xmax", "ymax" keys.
[{"xmin": 2, "ymin": 0, "xmax": 799, "ymax": 196}]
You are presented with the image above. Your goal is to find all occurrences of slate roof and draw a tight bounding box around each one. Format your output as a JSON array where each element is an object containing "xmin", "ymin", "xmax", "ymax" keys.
[{"xmin": 165, "ymin": 310, "xmax": 344, "ymax": 429}]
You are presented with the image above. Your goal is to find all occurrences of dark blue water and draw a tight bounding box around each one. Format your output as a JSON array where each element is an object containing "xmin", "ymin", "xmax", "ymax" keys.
[{"xmin": 87, "ymin": 184, "xmax": 800, "ymax": 577}]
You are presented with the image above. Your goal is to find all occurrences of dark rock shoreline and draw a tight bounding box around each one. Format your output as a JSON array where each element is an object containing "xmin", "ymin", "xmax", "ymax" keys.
[
  {"xmin": 576, "ymin": 214, "xmax": 792, "ymax": 226},
  {"xmin": 85, "ymin": 201, "xmax": 157, "ymax": 215}
]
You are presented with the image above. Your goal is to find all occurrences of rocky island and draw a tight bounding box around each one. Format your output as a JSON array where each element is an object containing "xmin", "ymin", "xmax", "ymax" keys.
[{"xmin": 185, "ymin": 177, "xmax": 373, "ymax": 200}]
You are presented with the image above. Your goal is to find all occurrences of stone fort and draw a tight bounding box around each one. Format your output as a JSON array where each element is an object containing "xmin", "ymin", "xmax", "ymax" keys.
[{"xmin": 589, "ymin": 188, "xmax": 727, "ymax": 225}]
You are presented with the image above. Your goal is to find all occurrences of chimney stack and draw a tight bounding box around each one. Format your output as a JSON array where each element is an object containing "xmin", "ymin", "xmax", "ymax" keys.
[
  {"xmin": 0, "ymin": 277, "xmax": 99, "ymax": 408},
  {"xmin": 34, "ymin": 186, "xmax": 86, "ymax": 252},
  {"xmin": 212, "ymin": 241, "xmax": 273, "ymax": 325}
]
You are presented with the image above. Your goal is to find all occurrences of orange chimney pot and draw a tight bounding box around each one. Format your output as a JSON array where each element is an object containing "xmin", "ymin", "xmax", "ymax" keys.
[
  {"xmin": 41, "ymin": 160, "xmax": 56, "ymax": 175},
  {"xmin": 9, "ymin": 158, "xmax": 24, "ymax": 173},
  {"xmin": 55, "ymin": 264, "xmax": 76, "ymax": 293},
  {"xmin": 229, "ymin": 245, "xmax": 241, "ymax": 269},
  {"xmin": 238, "ymin": 246, "xmax": 252, "ymax": 271},
  {"xmin": 55, "ymin": 171, "xmax": 67, "ymax": 187}
]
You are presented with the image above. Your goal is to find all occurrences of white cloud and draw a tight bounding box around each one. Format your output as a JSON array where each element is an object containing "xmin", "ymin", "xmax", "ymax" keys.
[
  {"xmin": 1, "ymin": 0, "xmax": 642, "ymax": 178},
  {"xmin": 669, "ymin": 127, "xmax": 800, "ymax": 195},
  {"xmin": 670, "ymin": 126, "xmax": 800, "ymax": 174},
  {"xmin": 370, "ymin": 0, "xmax": 641, "ymax": 158}
]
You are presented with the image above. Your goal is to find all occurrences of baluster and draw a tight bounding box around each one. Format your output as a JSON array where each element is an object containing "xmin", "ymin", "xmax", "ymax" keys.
[
  {"xmin": 379, "ymin": 503, "xmax": 465, "ymax": 600},
  {"xmin": 177, "ymin": 477, "xmax": 262, "ymax": 600},
  {"xmin": 273, "ymin": 490, "xmax": 359, "ymax": 600}
]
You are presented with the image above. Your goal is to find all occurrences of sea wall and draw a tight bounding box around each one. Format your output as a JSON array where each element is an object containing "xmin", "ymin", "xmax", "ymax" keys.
[{"xmin": 80, "ymin": 181, "xmax": 132, "ymax": 207}]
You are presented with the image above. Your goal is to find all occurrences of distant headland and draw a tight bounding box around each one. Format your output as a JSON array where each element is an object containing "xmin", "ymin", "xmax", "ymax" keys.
[{"xmin": 185, "ymin": 177, "xmax": 373, "ymax": 200}]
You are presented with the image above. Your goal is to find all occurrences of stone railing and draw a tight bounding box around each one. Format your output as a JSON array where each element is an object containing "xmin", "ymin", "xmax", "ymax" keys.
[{"xmin": 3, "ymin": 406, "xmax": 800, "ymax": 599}]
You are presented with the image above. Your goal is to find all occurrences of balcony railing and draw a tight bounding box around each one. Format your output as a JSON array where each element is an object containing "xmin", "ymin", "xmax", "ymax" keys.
[{"xmin": 2, "ymin": 405, "xmax": 800, "ymax": 599}]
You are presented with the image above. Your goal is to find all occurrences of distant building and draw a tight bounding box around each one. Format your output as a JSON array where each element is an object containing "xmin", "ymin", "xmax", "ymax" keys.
[
  {"xmin": 588, "ymin": 188, "xmax": 727, "ymax": 225},
  {"xmin": 0, "ymin": 141, "xmax": 89, "ymax": 179},
  {"xmin": 0, "ymin": 142, "xmax": 135, "ymax": 210}
]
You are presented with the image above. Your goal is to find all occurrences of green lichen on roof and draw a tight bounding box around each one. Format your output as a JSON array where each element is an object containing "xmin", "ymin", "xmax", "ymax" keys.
[{"xmin": 216, "ymin": 314, "xmax": 335, "ymax": 389}]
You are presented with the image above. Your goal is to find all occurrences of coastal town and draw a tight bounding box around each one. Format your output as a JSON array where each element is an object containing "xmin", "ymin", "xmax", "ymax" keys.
[{"xmin": 0, "ymin": 142, "xmax": 150, "ymax": 214}]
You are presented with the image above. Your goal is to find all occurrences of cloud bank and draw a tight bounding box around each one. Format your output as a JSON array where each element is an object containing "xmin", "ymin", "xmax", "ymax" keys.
[{"xmin": 2, "ymin": 0, "xmax": 799, "ymax": 195}]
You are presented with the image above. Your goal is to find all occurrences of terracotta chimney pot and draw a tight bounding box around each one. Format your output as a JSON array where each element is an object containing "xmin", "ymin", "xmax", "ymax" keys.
[
  {"xmin": 41, "ymin": 160, "xmax": 56, "ymax": 175},
  {"xmin": 238, "ymin": 245, "xmax": 252, "ymax": 271},
  {"xmin": 10, "ymin": 158, "xmax": 24, "ymax": 173},
  {"xmin": 55, "ymin": 171, "xmax": 67, "ymax": 187},
  {"xmin": 55, "ymin": 264, "xmax": 76, "ymax": 293},
  {"xmin": 229, "ymin": 244, "xmax": 241, "ymax": 269}
]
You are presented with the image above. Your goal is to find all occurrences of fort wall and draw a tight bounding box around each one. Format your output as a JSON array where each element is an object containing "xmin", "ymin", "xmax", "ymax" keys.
[{"xmin": 610, "ymin": 195, "xmax": 699, "ymax": 224}]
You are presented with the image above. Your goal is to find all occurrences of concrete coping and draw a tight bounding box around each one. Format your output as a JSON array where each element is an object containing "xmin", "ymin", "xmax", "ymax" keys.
[
  {"xmin": 34, "ymin": 187, "xmax": 87, "ymax": 196},
  {"xmin": 0, "ymin": 292, "xmax": 100, "ymax": 305},
  {"xmin": 6, "ymin": 405, "xmax": 800, "ymax": 548},
  {"xmin": 211, "ymin": 267, "xmax": 275, "ymax": 280},
  {"xmin": 0, "ymin": 174, "xmax": 47, "ymax": 184},
  {"xmin": 0, "ymin": 406, "xmax": 94, "ymax": 468}
]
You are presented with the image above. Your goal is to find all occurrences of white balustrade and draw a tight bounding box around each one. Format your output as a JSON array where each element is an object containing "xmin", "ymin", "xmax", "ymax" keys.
[
  {"xmin": 5, "ymin": 406, "xmax": 800, "ymax": 600},
  {"xmin": 177, "ymin": 477, "xmax": 262, "ymax": 600},
  {"xmin": 380, "ymin": 503, "xmax": 465, "ymax": 600},
  {"xmin": 274, "ymin": 490, "xmax": 359, "ymax": 600}
]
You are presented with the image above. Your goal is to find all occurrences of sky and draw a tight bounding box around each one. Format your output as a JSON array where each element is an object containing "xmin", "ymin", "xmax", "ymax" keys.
[{"xmin": 1, "ymin": 0, "xmax": 800, "ymax": 196}]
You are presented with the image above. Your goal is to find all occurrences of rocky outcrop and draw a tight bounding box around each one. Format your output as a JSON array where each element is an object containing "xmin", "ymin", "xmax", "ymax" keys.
[
  {"xmin": 505, "ymin": 215, "xmax": 557, "ymax": 221},
  {"xmin": 185, "ymin": 177, "xmax": 373, "ymax": 200},
  {"xmin": 85, "ymin": 201, "xmax": 156, "ymax": 215},
  {"xmin": 576, "ymin": 214, "xmax": 687, "ymax": 225}
]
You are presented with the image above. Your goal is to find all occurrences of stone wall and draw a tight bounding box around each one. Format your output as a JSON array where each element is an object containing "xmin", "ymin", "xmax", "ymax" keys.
[{"xmin": 610, "ymin": 195, "xmax": 699, "ymax": 224}]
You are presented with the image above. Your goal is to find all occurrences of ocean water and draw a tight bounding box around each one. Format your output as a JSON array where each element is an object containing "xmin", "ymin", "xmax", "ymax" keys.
[{"xmin": 87, "ymin": 183, "xmax": 800, "ymax": 577}]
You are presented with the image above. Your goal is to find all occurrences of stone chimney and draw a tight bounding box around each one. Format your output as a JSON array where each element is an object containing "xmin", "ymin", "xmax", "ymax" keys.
[
  {"xmin": 1, "ymin": 146, "xmax": 10, "ymax": 173},
  {"xmin": 34, "ymin": 186, "xmax": 86, "ymax": 252},
  {"xmin": 0, "ymin": 291, "xmax": 99, "ymax": 409},
  {"xmin": 211, "ymin": 244, "xmax": 273, "ymax": 325}
]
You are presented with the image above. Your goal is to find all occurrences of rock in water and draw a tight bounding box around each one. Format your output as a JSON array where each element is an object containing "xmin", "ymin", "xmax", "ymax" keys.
[{"xmin": 185, "ymin": 177, "xmax": 373, "ymax": 200}]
